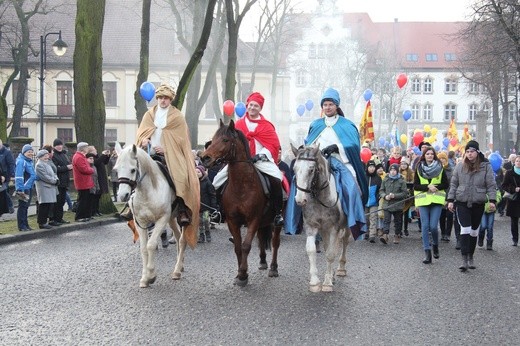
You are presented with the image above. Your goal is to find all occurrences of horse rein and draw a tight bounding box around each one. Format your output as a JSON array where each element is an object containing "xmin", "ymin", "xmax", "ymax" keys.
[{"xmin": 295, "ymin": 156, "xmax": 339, "ymax": 208}]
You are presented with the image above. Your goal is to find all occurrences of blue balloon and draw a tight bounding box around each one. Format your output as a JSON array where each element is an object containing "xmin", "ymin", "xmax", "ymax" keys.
[
  {"xmin": 297, "ymin": 104, "xmax": 305, "ymax": 116},
  {"xmin": 403, "ymin": 110, "xmax": 411, "ymax": 121},
  {"xmin": 488, "ymin": 152, "xmax": 503, "ymax": 173},
  {"xmin": 139, "ymin": 82, "xmax": 155, "ymax": 102},
  {"xmin": 378, "ymin": 136, "xmax": 385, "ymax": 146},
  {"xmin": 363, "ymin": 89, "xmax": 373, "ymax": 102},
  {"xmin": 442, "ymin": 137, "xmax": 450, "ymax": 147},
  {"xmin": 305, "ymin": 99, "xmax": 314, "ymax": 111},
  {"xmin": 434, "ymin": 145, "xmax": 440, "ymax": 151},
  {"xmin": 413, "ymin": 146, "xmax": 421, "ymax": 155},
  {"xmin": 235, "ymin": 102, "xmax": 246, "ymax": 117}
]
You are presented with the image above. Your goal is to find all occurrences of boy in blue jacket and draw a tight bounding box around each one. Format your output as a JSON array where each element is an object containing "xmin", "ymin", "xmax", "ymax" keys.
[
  {"xmin": 15, "ymin": 144, "xmax": 37, "ymax": 231},
  {"xmin": 365, "ymin": 160, "xmax": 382, "ymax": 243}
]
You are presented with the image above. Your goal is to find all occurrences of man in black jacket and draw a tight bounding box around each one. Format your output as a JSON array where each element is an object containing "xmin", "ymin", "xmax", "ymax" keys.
[{"xmin": 52, "ymin": 139, "xmax": 72, "ymax": 224}]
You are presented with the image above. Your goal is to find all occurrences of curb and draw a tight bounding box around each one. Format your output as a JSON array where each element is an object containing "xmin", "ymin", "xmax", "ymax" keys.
[{"xmin": 0, "ymin": 216, "xmax": 123, "ymax": 246}]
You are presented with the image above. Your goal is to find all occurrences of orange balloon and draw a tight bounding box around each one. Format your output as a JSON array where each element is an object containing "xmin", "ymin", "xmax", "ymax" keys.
[{"xmin": 397, "ymin": 73, "xmax": 408, "ymax": 89}]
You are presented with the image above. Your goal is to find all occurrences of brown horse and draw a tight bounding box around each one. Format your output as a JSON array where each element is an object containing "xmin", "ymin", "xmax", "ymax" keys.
[{"xmin": 201, "ymin": 119, "xmax": 281, "ymax": 286}]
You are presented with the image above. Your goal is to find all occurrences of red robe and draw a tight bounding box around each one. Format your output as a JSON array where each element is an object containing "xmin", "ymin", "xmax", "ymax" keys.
[{"xmin": 235, "ymin": 113, "xmax": 280, "ymax": 163}]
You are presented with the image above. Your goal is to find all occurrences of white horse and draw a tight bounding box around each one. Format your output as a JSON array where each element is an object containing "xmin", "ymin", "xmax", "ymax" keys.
[
  {"xmin": 115, "ymin": 144, "xmax": 185, "ymax": 288},
  {"xmin": 291, "ymin": 143, "xmax": 351, "ymax": 292}
]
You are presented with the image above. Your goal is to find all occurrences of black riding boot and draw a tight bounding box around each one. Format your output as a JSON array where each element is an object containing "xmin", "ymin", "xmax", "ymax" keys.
[
  {"xmin": 271, "ymin": 178, "xmax": 284, "ymax": 227},
  {"xmin": 468, "ymin": 235, "xmax": 477, "ymax": 269},
  {"xmin": 176, "ymin": 198, "xmax": 190, "ymax": 226},
  {"xmin": 459, "ymin": 234, "xmax": 471, "ymax": 271}
]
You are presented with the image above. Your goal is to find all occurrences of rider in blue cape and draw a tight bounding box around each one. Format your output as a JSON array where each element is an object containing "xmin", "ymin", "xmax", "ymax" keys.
[{"xmin": 285, "ymin": 87, "xmax": 368, "ymax": 239}]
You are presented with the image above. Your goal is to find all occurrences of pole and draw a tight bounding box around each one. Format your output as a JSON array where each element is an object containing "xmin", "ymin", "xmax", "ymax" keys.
[{"xmin": 39, "ymin": 34, "xmax": 45, "ymax": 149}]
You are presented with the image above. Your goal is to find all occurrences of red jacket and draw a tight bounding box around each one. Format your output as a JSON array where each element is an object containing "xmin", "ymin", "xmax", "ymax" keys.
[{"xmin": 72, "ymin": 152, "xmax": 94, "ymax": 190}]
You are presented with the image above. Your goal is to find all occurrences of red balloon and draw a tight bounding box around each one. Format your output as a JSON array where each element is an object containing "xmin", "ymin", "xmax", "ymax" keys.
[
  {"xmin": 413, "ymin": 132, "xmax": 424, "ymax": 146},
  {"xmin": 450, "ymin": 138, "xmax": 458, "ymax": 146},
  {"xmin": 360, "ymin": 148, "xmax": 372, "ymax": 164},
  {"xmin": 223, "ymin": 100, "xmax": 235, "ymax": 116},
  {"xmin": 397, "ymin": 73, "xmax": 408, "ymax": 89}
]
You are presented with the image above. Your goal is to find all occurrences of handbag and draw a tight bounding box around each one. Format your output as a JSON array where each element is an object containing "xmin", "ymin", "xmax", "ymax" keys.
[{"xmin": 504, "ymin": 178, "xmax": 519, "ymax": 201}]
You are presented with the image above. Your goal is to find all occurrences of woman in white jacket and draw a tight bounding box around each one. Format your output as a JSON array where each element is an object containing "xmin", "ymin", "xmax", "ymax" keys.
[{"xmin": 35, "ymin": 149, "xmax": 59, "ymax": 229}]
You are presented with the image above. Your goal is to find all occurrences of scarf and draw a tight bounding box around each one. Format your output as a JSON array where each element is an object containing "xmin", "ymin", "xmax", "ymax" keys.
[
  {"xmin": 419, "ymin": 160, "xmax": 442, "ymax": 179},
  {"xmin": 514, "ymin": 167, "xmax": 520, "ymax": 175},
  {"xmin": 235, "ymin": 113, "xmax": 280, "ymax": 162},
  {"xmin": 388, "ymin": 173, "xmax": 401, "ymax": 180}
]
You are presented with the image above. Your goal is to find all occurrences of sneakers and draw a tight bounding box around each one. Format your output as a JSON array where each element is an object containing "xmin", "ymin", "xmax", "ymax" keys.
[
  {"xmin": 205, "ymin": 230, "xmax": 211, "ymax": 242},
  {"xmin": 380, "ymin": 233, "xmax": 388, "ymax": 244},
  {"xmin": 393, "ymin": 235, "xmax": 401, "ymax": 244},
  {"xmin": 48, "ymin": 221, "xmax": 62, "ymax": 226},
  {"xmin": 369, "ymin": 237, "xmax": 376, "ymax": 243},
  {"xmin": 39, "ymin": 224, "xmax": 52, "ymax": 229},
  {"xmin": 477, "ymin": 235, "xmax": 484, "ymax": 247}
]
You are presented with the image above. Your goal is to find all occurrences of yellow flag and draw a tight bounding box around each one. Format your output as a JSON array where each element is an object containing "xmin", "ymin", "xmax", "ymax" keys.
[{"xmin": 360, "ymin": 101, "xmax": 375, "ymax": 144}]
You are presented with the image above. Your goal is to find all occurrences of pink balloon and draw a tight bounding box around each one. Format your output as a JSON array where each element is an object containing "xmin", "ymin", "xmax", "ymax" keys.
[
  {"xmin": 413, "ymin": 132, "xmax": 424, "ymax": 147},
  {"xmin": 397, "ymin": 74, "xmax": 408, "ymax": 89},
  {"xmin": 223, "ymin": 100, "xmax": 235, "ymax": 116}
]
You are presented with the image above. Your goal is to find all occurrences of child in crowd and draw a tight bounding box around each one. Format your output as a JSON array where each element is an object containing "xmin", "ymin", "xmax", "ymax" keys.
[
  {"xmin": 196, "ymin": 165, "xmax": 217, "ymax": 243},
  {"xmin": 365, "ymin": 160, "xmax": 382, "ymax": 243},
  {"xmin": 386, "ymin": 147, "xmax": 402, "ymax": 172},
  {"xmin": 85, "ymin": 153, "xmax": 100, "ymax": 218},
  {"xmin": 379, "ymin": 163, "xmax": 408, "ymax": 244},
  {"xmin": 479, "ymin": 189, "xmax": 501, "ymax": 250}
]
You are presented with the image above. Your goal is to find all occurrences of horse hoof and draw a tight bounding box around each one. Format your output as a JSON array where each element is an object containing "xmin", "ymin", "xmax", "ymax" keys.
[
  {"xmin": 309, "ymin": 284, "xmax": 321, "ymax": 293},
  {"xmin": 259, "ymin": 263, "xmax": 268, "ymax": 270},
  {"xmin": 268, "ymin": 270, "xmax": 279, "ymax": 277},
  {"xmin": 234, "ymin": 277, "xmax": 248, "ymax": 287},
  {"xmin": 321, "ymin": 285, "xmax": 333, "ymax": 292},
  {"xmin": 336, "ymin": 269, "xmax": 347, "ymax": 277},
  {"xmin": 139, "ymin": 281, "xmax": 149, "ymax": 288},
  {"xmin": 147, "ymin": 276, "xmax": 157, "ymax": 285},
  {"xmin": 171, "ymin": 272, "xmax": 181, "ymax": 280}
]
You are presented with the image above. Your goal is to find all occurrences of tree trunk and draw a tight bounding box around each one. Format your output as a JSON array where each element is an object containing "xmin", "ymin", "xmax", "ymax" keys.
[
  {"xmin": 134, "ymin": 0, "xmax": 151, "ymax": 126},
  {"xmin": 0, "ymin": 96, "xmax": 7, "ymax": 141},
  {"xmin": 73, "ymin": 0, "xmax": 106, "ymax": 149}
]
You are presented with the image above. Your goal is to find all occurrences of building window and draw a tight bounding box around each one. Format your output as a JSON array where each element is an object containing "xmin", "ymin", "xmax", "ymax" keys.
[
  {"xmin": 445, "ymin": 79, "xmax": 458, "ymax": 93},
  {"xmin": 317, "ymin": 43, "xmax": 325, "ymax": 58},
  {"xmin": 406, "ymin": 53, "xmax": 418, "ymax": 62},
  {"xmin": 56, "ymin": 81, "xmax": 73, "ymax": 116},
  {"xmin": 12, "ymin": 80, "xmax": 29, "ymax": 105},
  {"xmin": 445, "ymin": 53, "xmax": 456, "ymax": 61},
  {"xmin": 411, "ymin": 104, "xmax": 420, "ymax": 120},
  {"xmin": 444, "ymin": 103, "xmax": 457, "ymax": 121},
  {"xmin": 296, "ymin": 70, "xmax": 306, "ymax": 87},
  {"xmin": 19, "ymin": 127, "xmax": 29, "ymax": 137},
  {"xmin": 423, "ymin": 104, "xmax": 432, "ymax": 121},
  {"xmin": 103, "ymin": 81, "xmax": 117, "ymax": 107},
  {"xmin": 468, "ymin": 81, "xmax": 479, "ymax": 94},
  {"xmin": 468, "ymin": 104, "xmax": 478, "ymax": 121},
  {"xmin": 423, "ymin": 78, "xmax": 433, "ymax": 93},
  {"xmin": 105, "ymin": 128, "xmax": 117, "ymax": 144},
  {"xmin": 57, "ymin": 128, "xmax": 73, "ymax": 143},
  {"xmin": 509, "ymin": 103, "xmax": 517, "ymax": 122},
  {"xmin": 425, "ymin": 53, "xmax": 438, "ymax": 61},
  {"xmin": 411, "ymin": 78, "xmax": 421, "ymax": 93},
  {"xmin": 308, "ymin": 44, "xmax": 316, "ymax": 59},
  {"xmin": 482, "ymin": 102, "xmax": 491, "ymax": 117}
]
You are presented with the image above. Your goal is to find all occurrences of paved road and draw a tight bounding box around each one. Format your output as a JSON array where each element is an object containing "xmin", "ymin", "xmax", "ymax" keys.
[{"xmin": 1, "ymin": 217, "xmax": 520, "ymax": 345}]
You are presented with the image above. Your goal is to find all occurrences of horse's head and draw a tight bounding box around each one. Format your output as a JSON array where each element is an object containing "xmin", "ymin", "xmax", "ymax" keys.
[
  {"xmin": 201, "ymin": 119, "xmax": 250, "ymax": 168},
  {"xmin": 291, "ymin": 143, "xmax": 329, "ymax": 206},
  {"xmin": 115, "ymin": 144, "xmax": 140, "ymax": 202}
]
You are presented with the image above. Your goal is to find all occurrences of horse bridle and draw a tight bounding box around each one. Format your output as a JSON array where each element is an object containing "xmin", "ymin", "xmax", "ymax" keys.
[
  {"xmin": 118, "ymin": 156, "xmax": 146, "ymax": 191},
  {"xmin": 213, "ymin": 132, "xmax": 252, "ymax": 166},
  {"xmin": 295, "ymin": 155, "xmax": 339, "ymax": 208}
]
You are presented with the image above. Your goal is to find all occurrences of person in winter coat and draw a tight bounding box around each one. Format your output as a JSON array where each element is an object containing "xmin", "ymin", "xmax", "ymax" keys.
[
  {"xmin": 51, "ymin": 138, "xmax": 72, "ymax": 224},
  {"xmin": 0, "ymin": 139, "xmax": 15, "ymax": 214},
  {"xmin": 86, "ymin": 153, "xmax": 100, "ymax": 218},
  {"xmin": 399, "ymin": 157, "xmax": 414, "ymax": 236},
  {"xmin": 86, "ymin": 146, "xmax": 110, "ymax": 216},
  {"xmin": 365, "ymin": 160, "xmax": 382, "ymax": 243},
  {"xmin": 414, "ymin": 146, "xmax": 449, "ymax": 264},
  {"xmin": 15, "ymin": 144, "xmax": 37, "ymax": 231},
  {"xmin": 72, "ymin": 142, "xmax": 94, "ymax": 222},
  {"xmin": 196, "ymin": 165, "xmax": 217, "ymax": 243},
  {"xmin": 107, "ymin": 149, "xmax": 119, "ymax": 202},
  {"xmin": 35, "ymin": 150, "xmax": 59, "ymax": 229},
  {"xmin": 379, "ymin": 163, "xmax": 408, "ymax": 244},
  {"xmin": 437, "ymin": 151, "xmax": 454, "ymax": 243},
  {"xmin": 386, "ymin": 147, "xmax": 402, "ymax": 173},
  {"xmin": 501, "ymin": 154, "xmax": 520, "ymax": 246},
  {"xmin": 479, "ymin": 189, "xmax": 501, "ymax": 251},
  {"xmin": 447, "ymin": 140, "xmax": 497, "ymax": 272}
]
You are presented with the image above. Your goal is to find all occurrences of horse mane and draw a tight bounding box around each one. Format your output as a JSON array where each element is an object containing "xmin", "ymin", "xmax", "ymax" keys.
[
  {"xmin": 216, "ymin": 122, "xmax": 252, "ymax": 160},
  {"xmin": 298, "ymin": 145, "xmax": 328, "ymax": 175},
  {"xmin": 134, "ymin": 147, "xmax": 159, "ymax": 189}
]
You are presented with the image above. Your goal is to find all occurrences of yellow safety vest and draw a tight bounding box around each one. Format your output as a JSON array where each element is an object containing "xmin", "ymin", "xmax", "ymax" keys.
[{"xmin": 414, "ymin": 169, "xmax": 446, "ymax": 206}]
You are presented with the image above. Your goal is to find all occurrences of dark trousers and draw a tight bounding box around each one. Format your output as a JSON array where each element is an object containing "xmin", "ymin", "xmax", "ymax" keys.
[
  {"xmin": 511, "ymin": 216, "xmax": 519, "ymax": 243},
  {"xmin": 53, "ymin": 187, "xmax": 67, "ymax": 222},
  {"xmin": 383, "ymin": 210, "xmax": 403, "ymax": 235},
  {"xmin": 75, "ymin": 189, "xmax": 92, "ymax": 220},
  {"xmin": 439, "ymin": 208, "xmax": 454, "ymax": 238},
  {"xmin": 268, "ymin": 176, "xmax": 283, "ymax": 214},
  {"xmin": 17, "ymin": 189, "xmax": 32, "ymax": 230},
  {"xmin": 37, "ymin": 203, "xmax": 52, "ymax": 225},
  {"xmin": 91, "ymin": 193, "xmax": 101, "ymax": 215}
]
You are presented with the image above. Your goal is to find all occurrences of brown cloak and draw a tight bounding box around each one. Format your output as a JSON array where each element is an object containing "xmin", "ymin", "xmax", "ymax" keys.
[{"xmin": 136, "ymin": 105, "xmax": 200, "ymax": 248}]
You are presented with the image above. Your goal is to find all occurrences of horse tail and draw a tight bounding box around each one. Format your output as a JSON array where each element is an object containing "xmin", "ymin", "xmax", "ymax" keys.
[{"xmin": 260, "ymin": 225, "xmax": 273, "ymax": 251}]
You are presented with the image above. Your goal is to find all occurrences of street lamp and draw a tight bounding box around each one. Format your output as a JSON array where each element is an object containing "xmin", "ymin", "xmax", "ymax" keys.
[{"xmin": 39, "ymin": 30, "xmax": 68, "ymax": 149}]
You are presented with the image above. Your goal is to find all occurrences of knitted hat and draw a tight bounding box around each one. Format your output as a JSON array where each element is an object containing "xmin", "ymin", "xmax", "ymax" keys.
[
  {"xmin": 437, "ymin": 152, "xmax": 448, "ymax": 161},
  {"xmin": 366, "ymin": 160, "xmax": 376, "ymax": 168},
  {"xmin": 320, "ymin": 87, "xmax": 340, "ymax": 107},
  {"xmin": 246, "ymin": 92, "xmax": 265, "ymax": 108},
  {"xmin": 389, "ymin": 163, "xmax": 399, "ymax": 172},
  {"xmin": 22, "ymin": 144, "xmax": 33, "ymax": 154},
  {"xmin": 400, "ymin": 157, "xmax": 410, "ymax": 165},
  {"xmin": 195, "ymin": 165, "xmax": 206, "ymax": 175},
  {"xmin": 53, "ymin": 138, "xmax": 64, "ymax": 146},
  {"xmin": 418, "ymin": 141, "xmax": 431, "ymax": 150},
  {"xmin": 155, "ymin": 84, "xmax": 176, "ymax": 100},
  {"xmin": 36, "ymin": 149, "xmax": 49, "ymax": 158},
  {"xmin": 465, "ymin": 140, "xmax": 480, "ymax": 152},
  {"xmin": 77, "ymin": 142, "xmax": 89, "ymax": 151}
]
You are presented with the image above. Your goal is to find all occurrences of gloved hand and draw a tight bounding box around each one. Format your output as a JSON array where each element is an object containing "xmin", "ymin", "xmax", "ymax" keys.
[
  {"xmin": 321, "ymin": 144, "xmax": 339, "ymax": 158},
  {"xmin": 252, "ymin": 153, "xmax": 269, "ymax": 163},
  {"xmin": 55, "ymin": 178, "xmax": 60, "ymax": 186}
]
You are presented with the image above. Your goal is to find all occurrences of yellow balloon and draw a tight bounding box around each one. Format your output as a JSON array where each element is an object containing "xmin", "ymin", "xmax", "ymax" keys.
[
  {"xmin": 400, "ymin": 134, "xmax": 408, "ymax": 144},
  {"xmin": 424, "ymin": 124, "xmax": 431, "ymax": 133},
  {"xmin": 431, "ymin": 127, "xmax": 438, "ymax": 136}
]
